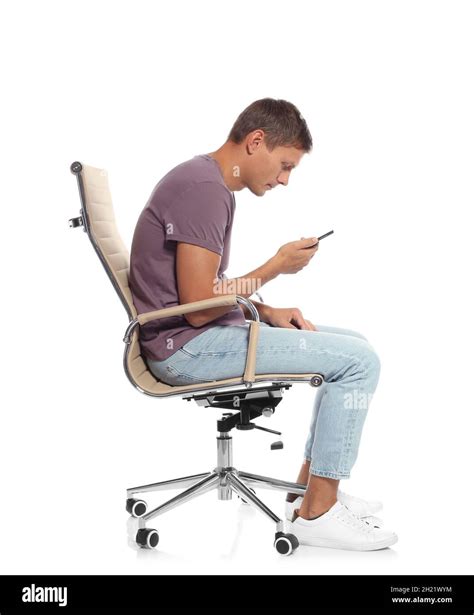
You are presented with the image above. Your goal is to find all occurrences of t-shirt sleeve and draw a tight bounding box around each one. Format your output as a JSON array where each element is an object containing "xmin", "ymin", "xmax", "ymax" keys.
[{"xmin": 162, "ymin": 182, "xmax": 231, "ymax": 256}]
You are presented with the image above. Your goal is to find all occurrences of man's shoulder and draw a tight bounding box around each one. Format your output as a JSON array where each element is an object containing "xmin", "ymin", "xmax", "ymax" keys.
[
  {"xmin": 160, "ymin": 154, "xmax": 225, "ymax": 189},
  {"xmin": 149, "ymin": 154, "xmax": 232, "ymax": 211}
]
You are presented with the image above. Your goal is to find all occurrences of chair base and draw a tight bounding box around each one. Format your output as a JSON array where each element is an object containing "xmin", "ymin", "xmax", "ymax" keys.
[{"xmin": 126, "ymin": 431, "xmax": 307, "ymax": 555}]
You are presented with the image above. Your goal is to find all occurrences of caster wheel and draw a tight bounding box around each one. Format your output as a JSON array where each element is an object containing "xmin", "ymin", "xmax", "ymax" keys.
[
  {"xmin": 126, "ymin": 498, "xmax": 147, "ymax": 517},
  {"xmin": 238, "ymin": 487, "xmax": 256, "ymax": 504},
  {"xmin": 136, "ymin": 528, "xmax": 159, "ymax": 549},
  {"xmin": 274, "ymin": 532, "xmax": 299, "ymax": 555}
]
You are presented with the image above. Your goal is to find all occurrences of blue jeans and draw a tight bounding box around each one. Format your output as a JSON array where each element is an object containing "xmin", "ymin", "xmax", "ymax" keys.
[{"xmin": 146, "ymin": 322, "xmax": 381, "ymax": 480}]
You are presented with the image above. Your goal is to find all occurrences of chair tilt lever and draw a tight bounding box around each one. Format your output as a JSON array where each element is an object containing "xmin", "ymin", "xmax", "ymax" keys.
[{"xmin": 217, "ymin": 404, "xmax": 284, "ymax": 450}]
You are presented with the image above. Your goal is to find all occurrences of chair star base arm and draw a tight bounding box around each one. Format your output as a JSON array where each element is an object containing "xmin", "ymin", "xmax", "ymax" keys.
[{"xmin": 126, "ymin": 427, "xmax": 306, "ymax": 555}]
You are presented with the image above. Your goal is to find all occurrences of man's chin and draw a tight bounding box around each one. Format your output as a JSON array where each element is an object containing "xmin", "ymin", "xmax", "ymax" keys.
[
  {"xmin": 247, "ymin": 185, "xmax": 266, "ymax": 197},
  {"xmin": 249, "ymin": 186, "xmax": 270, "ymax": 196}
]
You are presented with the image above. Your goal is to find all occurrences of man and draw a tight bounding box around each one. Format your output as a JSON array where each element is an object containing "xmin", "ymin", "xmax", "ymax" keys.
[{"xmin": 129, "ymin": 97, "xmax": 397, "ymax": 551}]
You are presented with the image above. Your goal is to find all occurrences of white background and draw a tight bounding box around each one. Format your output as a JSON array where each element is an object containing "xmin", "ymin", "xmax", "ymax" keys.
[{"xmin": 1, "ymin": 0, "xmax": 473, "ymax": 575}]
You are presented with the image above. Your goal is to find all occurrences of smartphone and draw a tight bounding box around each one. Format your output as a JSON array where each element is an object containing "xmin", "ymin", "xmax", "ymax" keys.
[
  {"xmin": 304, "ymin": 230, "xmax": 334, "ymax": 247},
  {"xmin": 317, "ymin": 230, "xmax": 334, "ymax": 241}
]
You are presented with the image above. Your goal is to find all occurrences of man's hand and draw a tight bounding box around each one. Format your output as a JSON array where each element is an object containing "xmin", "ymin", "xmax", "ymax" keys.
[
  {"xmin": 264, "ymin": 306, "xmax": 317, "ymax": 331},
  {"xmin": 272, "ymin": 237, "xmax": 319, "ymax": 274}
]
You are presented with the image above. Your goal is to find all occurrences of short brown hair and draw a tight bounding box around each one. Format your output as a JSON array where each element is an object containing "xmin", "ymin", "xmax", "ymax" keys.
[{"xmin": 227, "ymin": 98, "xmax": 313, "ymax": 153}]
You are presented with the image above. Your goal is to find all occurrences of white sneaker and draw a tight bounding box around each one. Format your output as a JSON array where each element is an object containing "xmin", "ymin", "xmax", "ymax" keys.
[
  {"xmin": 289, "ymin": 501, "xmax": 397, "ymax": 551},
  {"xmin": 285, "ymin": 497, "xmax": 383, "ymax": 527},
  {"xmin": 285, "ymin": 490, "xmax": 382, "ymax": 522},
  {"xmin": 338, "ymin": 489, "xmax": 383, "ymax": 516}
]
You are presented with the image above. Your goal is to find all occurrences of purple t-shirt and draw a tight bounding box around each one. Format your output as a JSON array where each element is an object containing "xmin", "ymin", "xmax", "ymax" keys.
[{"xmin": 129, "ymin": 154, "xmax": 247, "ymax": 362}]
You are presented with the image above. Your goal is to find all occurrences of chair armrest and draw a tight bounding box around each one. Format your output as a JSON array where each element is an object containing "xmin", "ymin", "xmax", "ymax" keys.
[
  {"xmin": 137, "ymin": 294, "xmax": 240, "ymax": 326},
  {"xmin": 124, "ymin": 294, "xmax": 261, "ymax": 387}
]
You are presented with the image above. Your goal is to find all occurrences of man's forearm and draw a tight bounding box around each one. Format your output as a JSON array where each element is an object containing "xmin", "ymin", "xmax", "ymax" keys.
[{"xmin": 221, "ymin": 256, "xmax": 280, "ymax": 298}]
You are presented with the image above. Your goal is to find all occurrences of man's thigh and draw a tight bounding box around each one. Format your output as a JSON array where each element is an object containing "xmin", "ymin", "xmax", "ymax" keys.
[
  {"xmin": 252, "ymin": 320, "xmax": 367, "ymax": 341},
  {"xmin": 174, "ymin": 322, "xmax": 373, "ymax": 382},
  {"xmin": 312, "ymin": 323, "xmax": 368, "ymax": 341}
]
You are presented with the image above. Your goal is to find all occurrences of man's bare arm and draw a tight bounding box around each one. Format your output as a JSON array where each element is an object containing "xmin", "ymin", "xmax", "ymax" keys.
[
  {"xmin": 176, "ymin": 236, "xmax": 318, "ymax": 327},
  {"xmin": 176, "ymin": 242, "xmax": 280, "ymax": 327}
]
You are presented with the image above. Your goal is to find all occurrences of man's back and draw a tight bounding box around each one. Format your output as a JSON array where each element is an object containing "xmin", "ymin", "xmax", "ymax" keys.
[{"xmin": 129, "ymin": 153, "xmax": 246, "ymax": 362}]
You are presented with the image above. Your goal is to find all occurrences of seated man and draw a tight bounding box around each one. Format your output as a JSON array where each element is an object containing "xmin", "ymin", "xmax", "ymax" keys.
[{"xmin": 129, "ymin": 97, "xmax": 397, "ymax": 552}]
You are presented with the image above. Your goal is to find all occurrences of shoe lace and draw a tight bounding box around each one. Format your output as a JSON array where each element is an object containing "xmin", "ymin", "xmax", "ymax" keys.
[
  {"xmin": 362, "ymin": 515, "xmax": 382, "ymax": 529},
  {"xmin": 338, "ymin": 505, "xmax": 375, "ymax": 533}
]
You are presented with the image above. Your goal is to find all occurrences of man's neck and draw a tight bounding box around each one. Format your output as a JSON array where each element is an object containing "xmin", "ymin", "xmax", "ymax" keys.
[{"xmin": 207, "ymin": 144, "xmax": 246, "ymax": 192}]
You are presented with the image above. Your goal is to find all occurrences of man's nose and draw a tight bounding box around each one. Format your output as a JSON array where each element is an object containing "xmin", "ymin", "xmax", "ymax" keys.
[{"xmin": 277, "ymin": 173, "xmax": 289, "ymax": 186}]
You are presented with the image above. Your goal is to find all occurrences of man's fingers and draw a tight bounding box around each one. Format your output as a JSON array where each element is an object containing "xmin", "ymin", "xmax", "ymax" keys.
[
  {"xmin": 292, "ymin": 313, "xmax": 312, "ymax": 330},
  {"xmin": 295, "ymin": 314, "xmax": 317, "ymax": 331},
  {"xmin": 300, "ymin": 317, "xmax": 310, "ymax": 330},
  {"xmin": 297, "ymin": 237, "xmax": 318, "ymax": 248}
]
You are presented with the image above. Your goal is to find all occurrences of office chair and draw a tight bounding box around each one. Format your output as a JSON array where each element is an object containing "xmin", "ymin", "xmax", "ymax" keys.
[{"xmin": 68, "ymin": 161, "xmax": 325, "ymax": 556}]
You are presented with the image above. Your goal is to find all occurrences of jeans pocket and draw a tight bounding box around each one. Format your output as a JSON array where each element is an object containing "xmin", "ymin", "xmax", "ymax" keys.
[
  {"xmin": 164, "ymin": 349, "xmax": 219, "ymax": 383},
  {"xmin": 179, "ymin": 345, "xmax": 200, "ymax": 359},
  {"xmin": 164, "ymin": 360, "xmax": 217, "ymax": 384},
  {"xmin": 179, "ymin": 327, "xmax": 225, "ymax": 358}
]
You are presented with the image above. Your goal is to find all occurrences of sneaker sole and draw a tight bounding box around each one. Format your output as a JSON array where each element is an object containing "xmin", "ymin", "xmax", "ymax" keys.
[
  {"xmin": 292, "ymin": 532, "xmax": 398, "ymax": 551},
  {"xmin": 286, "ymin": 509, "xmax": 384, "ymax": 529},
  {"xmin": 285, "ymin": 501, "xmax": 383, "ymax": 521}
]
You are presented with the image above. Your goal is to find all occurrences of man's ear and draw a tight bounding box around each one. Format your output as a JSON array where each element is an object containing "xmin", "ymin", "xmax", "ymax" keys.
[{"xmin": 246, "ymin": 129, "xmax": 265, "ymax": 154}]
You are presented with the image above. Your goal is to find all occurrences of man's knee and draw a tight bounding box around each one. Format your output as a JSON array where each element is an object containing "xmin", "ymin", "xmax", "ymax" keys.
[
  {"xmin": 347, "ymin": 328, "xmax": 369, "ymax": 342},
  {"xmin": 348, "ymin": 343, "xmax": 381, "ymax": 380},
  {"xmin": 364, "ymin": 347, "xmax": 381, "ymax": 380}
]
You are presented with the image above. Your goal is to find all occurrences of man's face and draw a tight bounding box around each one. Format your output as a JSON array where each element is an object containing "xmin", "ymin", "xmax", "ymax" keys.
[{"xmin": 245, "ymin": 139, "xmax": 305, "ymax": 196}]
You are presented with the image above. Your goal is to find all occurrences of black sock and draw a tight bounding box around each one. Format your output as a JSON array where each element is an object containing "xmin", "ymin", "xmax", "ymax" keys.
[
  {"xmin": 293, "ymin": 508, "xmax": 328, "ymax": 521},
  {"xmin": 307, "ymin": 512, "xmax": 325, "ymax": 520}
]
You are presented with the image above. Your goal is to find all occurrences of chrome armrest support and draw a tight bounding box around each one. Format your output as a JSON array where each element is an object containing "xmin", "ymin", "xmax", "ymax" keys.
[{"xmin": 123, "ymin": 294, "xmax": 261, "ymax": 387}]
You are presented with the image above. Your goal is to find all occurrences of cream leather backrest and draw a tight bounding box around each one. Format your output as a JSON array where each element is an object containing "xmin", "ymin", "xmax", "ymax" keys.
[
  {"xmin": 79, "ymin": 164, "xmax": 137, "ymax": 320},
  {"xmin": 76, "ymin": 163, "xmax": 184, "ymax": 395}
]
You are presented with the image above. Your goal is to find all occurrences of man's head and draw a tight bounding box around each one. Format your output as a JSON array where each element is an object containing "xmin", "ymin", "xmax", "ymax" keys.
[{"xmin": 226, "ymin": 98, "xmax": 313, "ymax": 196}]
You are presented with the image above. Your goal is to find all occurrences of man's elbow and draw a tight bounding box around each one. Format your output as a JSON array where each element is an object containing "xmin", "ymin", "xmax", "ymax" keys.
[{"xmin": 184, "ymin": 312, "xmax": 206, "ymax": 328}]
